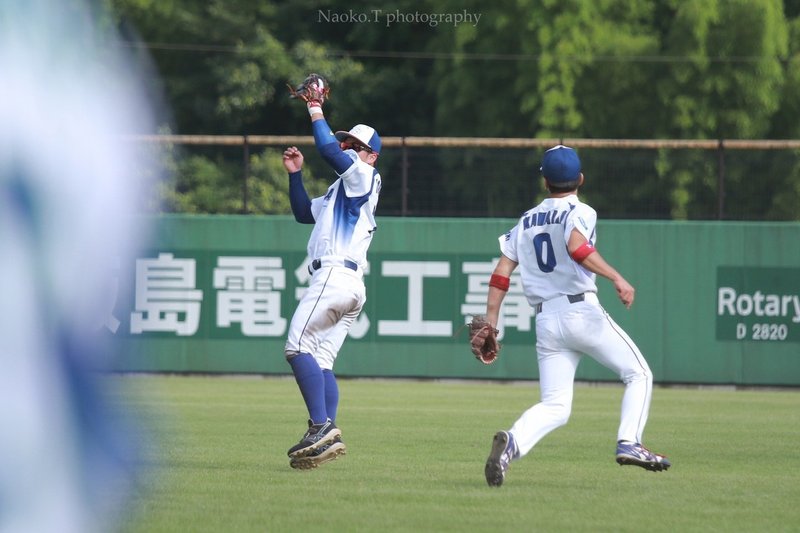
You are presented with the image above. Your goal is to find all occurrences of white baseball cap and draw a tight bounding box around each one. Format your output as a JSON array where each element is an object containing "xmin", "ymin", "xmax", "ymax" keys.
[{"xmin": 334, "ymin": 124, "xmax": 382, "ymax": 153}]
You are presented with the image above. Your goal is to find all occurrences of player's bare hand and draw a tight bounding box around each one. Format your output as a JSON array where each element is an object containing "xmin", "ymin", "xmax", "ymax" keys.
[
  {"xmin": 613, "ymin": 277, "xmax": 635, "ymax": 309},
  {"xmin": 282, "ymin": 146, "xmax": 304, "ymax": 173}
]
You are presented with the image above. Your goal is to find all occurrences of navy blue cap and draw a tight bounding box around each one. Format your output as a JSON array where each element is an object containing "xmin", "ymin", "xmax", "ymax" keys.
[{"xmin": 540, "ymin": 145, "xmax": 581, "ymax": 183}]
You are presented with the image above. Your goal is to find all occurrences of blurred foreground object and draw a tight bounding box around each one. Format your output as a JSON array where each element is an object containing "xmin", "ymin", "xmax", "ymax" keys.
[{"xmin": 0, "ymin": 1, "xmax": 161, "ymax": 531}]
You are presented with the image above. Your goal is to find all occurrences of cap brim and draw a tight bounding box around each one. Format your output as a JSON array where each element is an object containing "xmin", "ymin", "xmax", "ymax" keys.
[
  {"xmin": 335, "ymin": 131, "xmax": 377, "ymax": 152},
  {"xmin": 334, "ymin": 131, "xmax": 356, "ymax": 143}
]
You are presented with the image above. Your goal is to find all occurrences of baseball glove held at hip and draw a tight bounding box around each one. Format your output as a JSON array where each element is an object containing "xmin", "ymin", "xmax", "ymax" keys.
[{"xmin": 469, "ymin": 315, "xmax": 500, "ymax": 364}]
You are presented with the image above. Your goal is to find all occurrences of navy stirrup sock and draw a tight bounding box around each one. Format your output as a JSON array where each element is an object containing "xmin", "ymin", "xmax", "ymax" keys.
[
  {"xmin": 288, "ymin": 353, "xmax": 327, "ymax": 424},
  {"xmin": 323, "ymin": 369, "xmax": 339, "ymax": 423}
]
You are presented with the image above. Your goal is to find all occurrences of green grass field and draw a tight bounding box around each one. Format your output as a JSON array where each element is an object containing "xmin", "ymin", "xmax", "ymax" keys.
[{"xmin": 115, "ymin": 375, "xmax": 800, "ymax": 533}]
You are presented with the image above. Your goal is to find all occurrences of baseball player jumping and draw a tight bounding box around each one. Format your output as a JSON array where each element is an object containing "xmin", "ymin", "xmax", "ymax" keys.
[
  {"xmin": 480, "ymin": 145, "xmax": 670, "ymax": 487},
  {"xmin": 282, "ymin": 75, "xmax": 382, "ymax": 469}
]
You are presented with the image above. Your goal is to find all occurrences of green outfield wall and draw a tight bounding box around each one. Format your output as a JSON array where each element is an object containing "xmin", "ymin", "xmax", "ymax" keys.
[{"xmin": 111, "ymin": 215, "xmax": 800, "ymax": 386}]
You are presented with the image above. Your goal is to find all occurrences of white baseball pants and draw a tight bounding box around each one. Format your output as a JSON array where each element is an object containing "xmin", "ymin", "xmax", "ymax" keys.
[
  {"xmin": 510, "ymin": 294, "xmax": 653, "ymax": 456},
  {"xmin": 284, "ymin": 265, "xmax": 366, "ymax": 370}
]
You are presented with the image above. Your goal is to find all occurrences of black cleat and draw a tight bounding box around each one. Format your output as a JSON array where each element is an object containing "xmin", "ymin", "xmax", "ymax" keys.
[
  {"xmin": 485, "ymin": 431, "xmax": 518, "ymax": 487},
  {"xmin": 287, "ymin": 419, "xmax": 342, "ymax": 458},
  {"xmin": 290, "ymin": 436, "xmax": 346, "ymax": 470},
  {"xmin": 615, "ymin": 441, "xmax": 671, "ymax": 472}
]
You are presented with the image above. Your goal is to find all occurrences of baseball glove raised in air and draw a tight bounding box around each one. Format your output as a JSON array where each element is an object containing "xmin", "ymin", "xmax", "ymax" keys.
[
  {"xmin": 469, "ymin": 315, "xmax": 500, "ymax": 365},
  {"xmin": 287, "ymin": 73, "xmax": 330, "ymax": 106}
]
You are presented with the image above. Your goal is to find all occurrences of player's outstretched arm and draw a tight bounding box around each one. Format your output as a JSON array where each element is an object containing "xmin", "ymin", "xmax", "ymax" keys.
[
  {"xmin": 283, "ymin": 146, "xmax": 314, "ymax": 224},
  {"xmin": 288, "ymin": 73, "xmax": 352, "ymax": 175},
  {"xmin": 581, "ymin": 252, "xmax": 635, "ymax": 309},
  {"xmin": 311, "ymin": 120, "xmax": 352, "ymax": 175},
  {"xmin": 567, "ymin": 229, "xmax": 635, "ymax": 308},
  {"xmin": 486, "ymin": 254, "xmax": 518, "ymax": 326}
]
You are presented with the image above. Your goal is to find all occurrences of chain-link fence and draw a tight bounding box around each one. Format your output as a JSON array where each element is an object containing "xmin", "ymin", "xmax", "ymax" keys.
[{"xmin": 130, "ymin": 135, "xmax": 800, "ymax": 220}]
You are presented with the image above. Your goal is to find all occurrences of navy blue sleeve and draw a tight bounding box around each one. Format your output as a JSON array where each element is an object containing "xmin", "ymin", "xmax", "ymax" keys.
[
  {"xmin": 289, "ymin": 171, "xmax": 314, "ymax": 224},
  {"xmin": 312, "ymin": 119, "xmax": 353, "ymax": 175}
]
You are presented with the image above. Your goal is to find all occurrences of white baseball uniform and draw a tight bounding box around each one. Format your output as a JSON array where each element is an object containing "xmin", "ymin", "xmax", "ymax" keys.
[
  {"xmin": 499, "ymin": 194, "xmax": 653, "ymax": 457},
  {"xmin": 284, "ymin": 150, "xmax": 381, "ymax": 370}
]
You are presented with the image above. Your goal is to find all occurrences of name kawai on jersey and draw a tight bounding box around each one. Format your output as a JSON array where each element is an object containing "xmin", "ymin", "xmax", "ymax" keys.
[
  {"xmin": 718, "ymin": 287, "xmax": 800, "ymax": 323},
  {"xmin": 522, "ymin": 207, "xmax": 575, "ymax": 229}
]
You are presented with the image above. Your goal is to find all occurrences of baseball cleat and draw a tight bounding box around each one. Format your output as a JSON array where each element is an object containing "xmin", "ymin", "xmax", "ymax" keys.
[
  {"xmin": 615, "ymin": 441, "xmax": 671, "ymax": 472},
  {"xmin": 485, "ymin": 431, "xmax": 518, "ymax": 487},
  {"xmin": 287, "ymin": 419, "xmax": 342, "ymax": 458},
  {"xmin": 290, "ymin": 437, "xmax": 346, "ymax": 470}
]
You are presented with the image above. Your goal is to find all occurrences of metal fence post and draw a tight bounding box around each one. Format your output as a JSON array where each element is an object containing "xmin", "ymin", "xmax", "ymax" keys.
[
  {"xmin": 242, "ymin": 135, "xmax": 250, "ymax": 214},
  {"xmin": 717, "ymin": 139, "xmax": 725, "ymax": 220},
  {"xmin": 401, "ymin": 137, "xmax": 408, "ymax": 216}
]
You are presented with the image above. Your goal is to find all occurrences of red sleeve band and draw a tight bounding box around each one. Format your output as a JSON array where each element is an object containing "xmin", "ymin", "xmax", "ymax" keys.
[
  {"xmin": 489, "ymin": 274, "xmax": 510, "ymax": 292},
  {"xmin": 571, "ymin": 241, "xmax": 596, "ymax": 263}
]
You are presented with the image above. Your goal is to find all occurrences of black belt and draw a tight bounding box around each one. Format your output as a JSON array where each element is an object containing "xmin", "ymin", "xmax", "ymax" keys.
[
  {"xmin": 309, "ymin": 258, "xmax": 358, "ymax": 274},
  {"xmin": 534, "ymin": 293, "xmax": 585, "ymax": 313}
]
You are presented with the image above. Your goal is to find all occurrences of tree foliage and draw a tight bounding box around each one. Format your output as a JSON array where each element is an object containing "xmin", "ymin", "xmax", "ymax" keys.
[{"xmin": 109, "ymin": 0, "xmax": 800, "ymax": 219}]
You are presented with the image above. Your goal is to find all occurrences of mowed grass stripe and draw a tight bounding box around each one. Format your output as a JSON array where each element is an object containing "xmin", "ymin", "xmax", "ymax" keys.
[{"xmin": 114, "ymin": 375, "xmax": 800, "ymax": 533}]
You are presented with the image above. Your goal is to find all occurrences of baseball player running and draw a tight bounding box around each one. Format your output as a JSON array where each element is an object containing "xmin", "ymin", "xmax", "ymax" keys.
[
  {"xmin": 481, "ymin": 145, "xmax": 670, "ymax": 487},
  {"xmin": 282, "ymin": 75, "xmax": 382, "ymax": 469}
]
